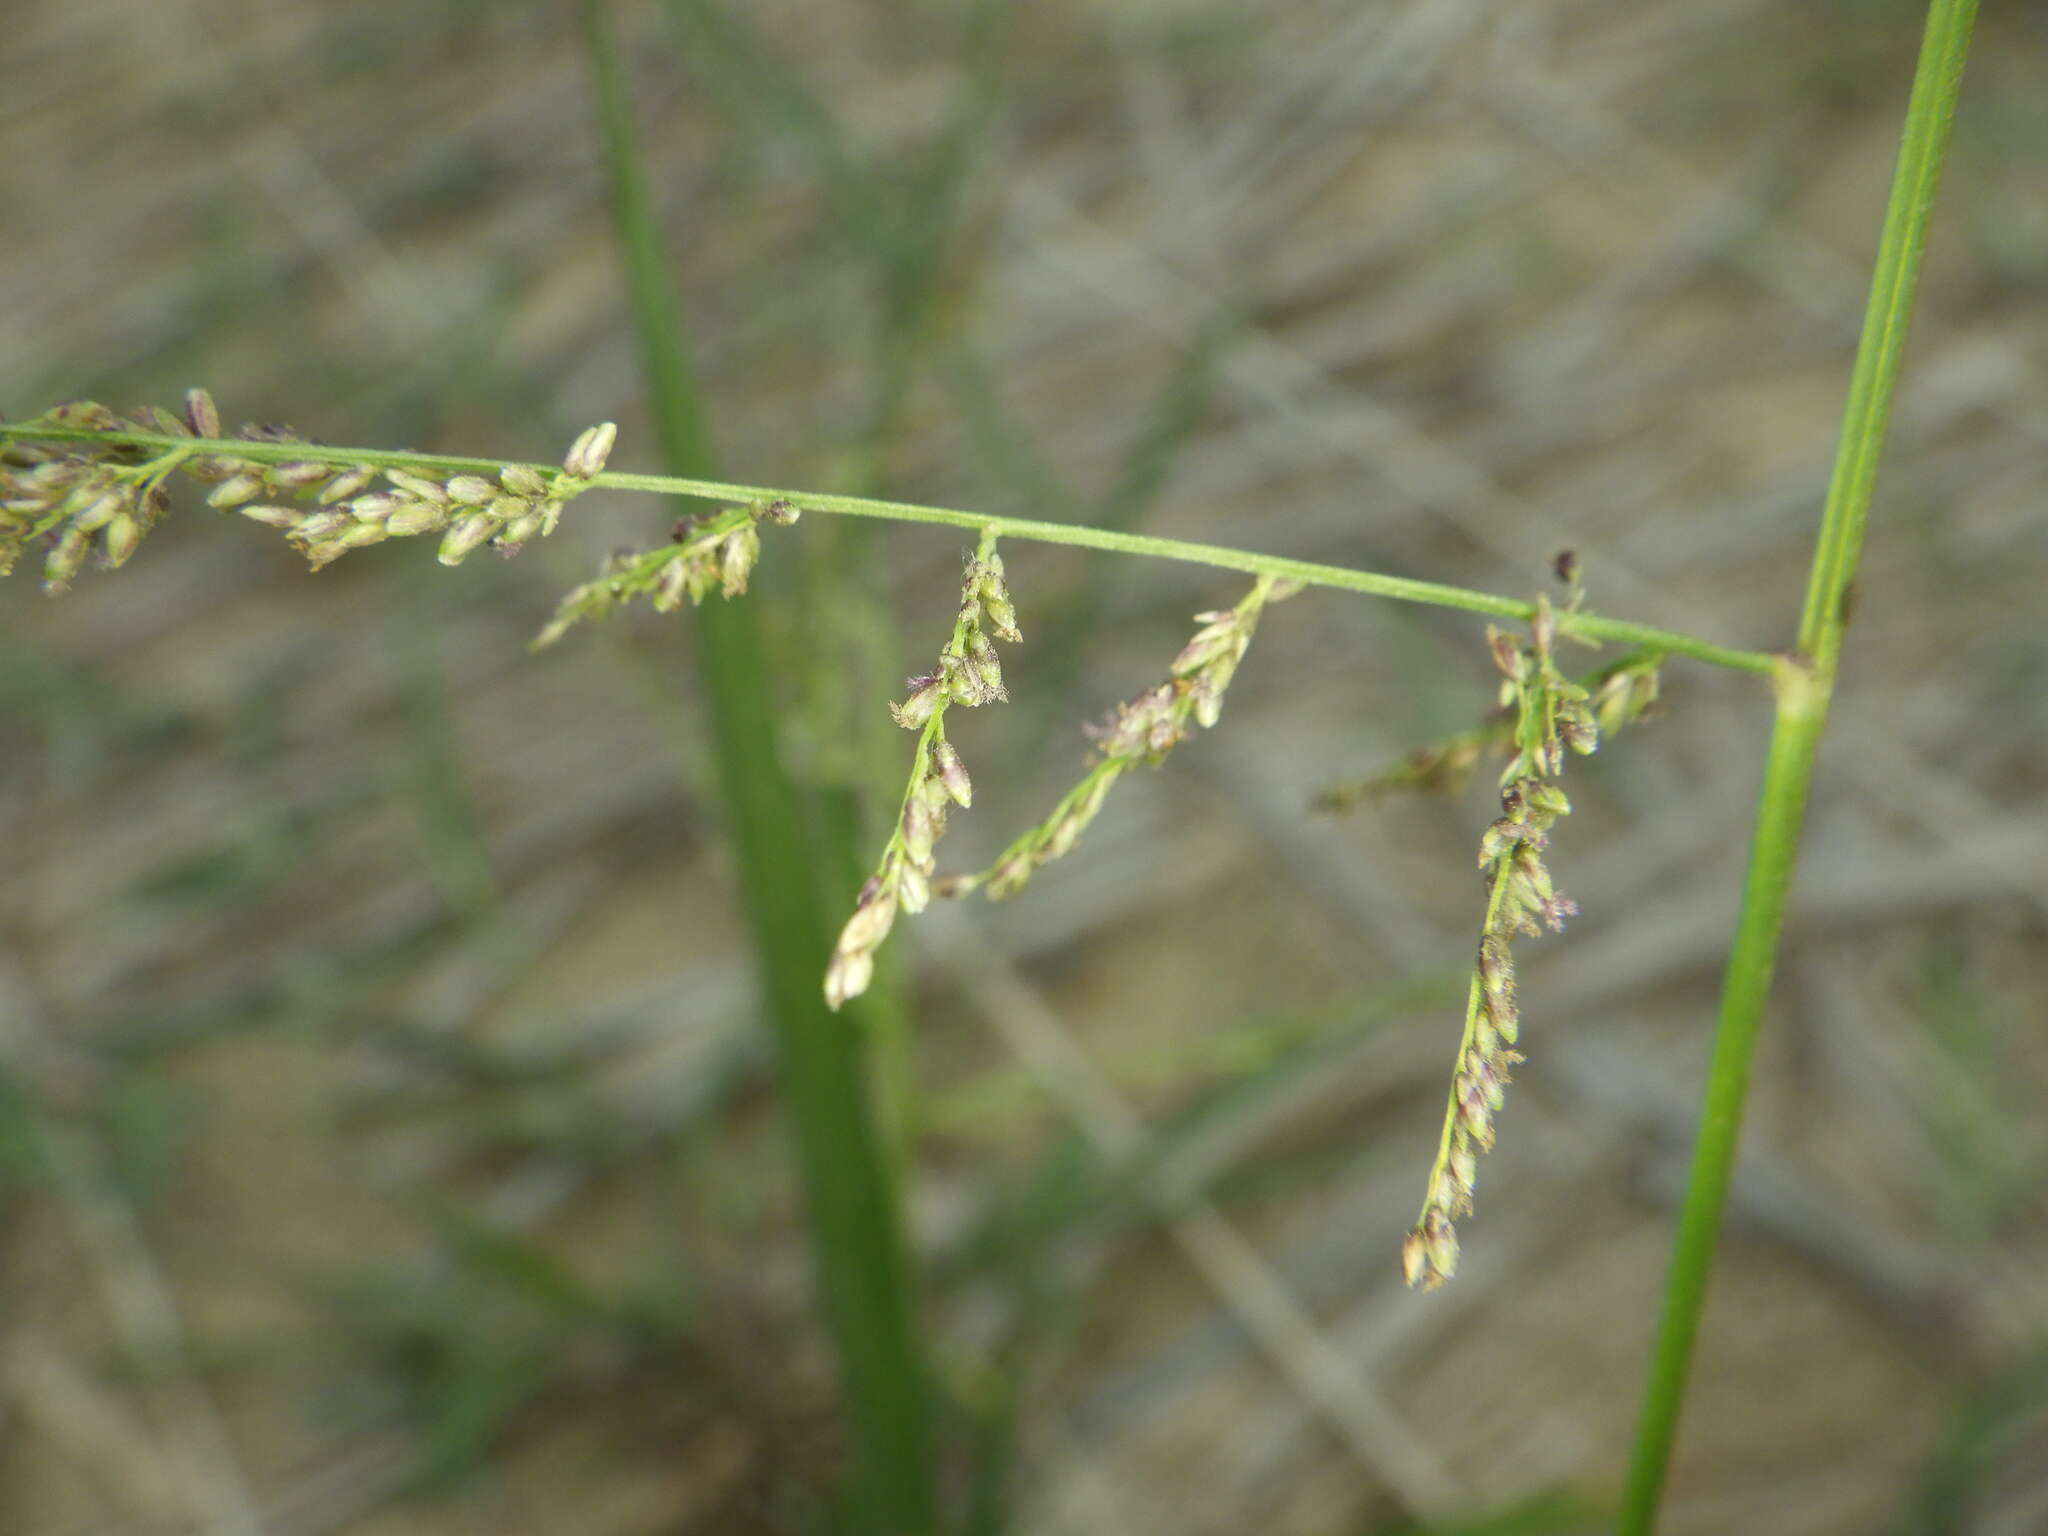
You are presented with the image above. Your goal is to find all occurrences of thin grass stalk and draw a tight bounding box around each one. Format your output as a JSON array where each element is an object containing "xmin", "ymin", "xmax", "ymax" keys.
[
  {"xmin": 579, "ymin": 5, "xmax": 935, "ymax": 1530},
  {"xmin": 1618, "ymin": 2, "xmax": 1977, "ymax": 1527},
  {"xmin": 662, "ymin": 0, "xmax": 1010, "ymax": 1171},
  {"xmin": 653, "ymin": 0, "xmax": 928, "ymax": 1173},
  {"xmin": 1, "ymin": 417, "xmax": 1785, "ymax": 681}
]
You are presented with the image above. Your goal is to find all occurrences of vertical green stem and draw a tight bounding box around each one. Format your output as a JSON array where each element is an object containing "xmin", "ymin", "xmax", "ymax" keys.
[
  {"xmin": 1618, "ymin": 2, "xmax": 1976, "ymax": 1529},
  {"xmin": 580, "ymin": 7, "xmax": 935, "ymax": 1531},
  {"xmin": 1616, "ymin": 659, "xmax": 1824, "ymax": 1530}
]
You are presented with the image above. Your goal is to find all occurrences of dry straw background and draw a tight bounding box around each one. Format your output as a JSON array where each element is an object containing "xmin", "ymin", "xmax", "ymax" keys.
[{"xmin": 4, "ymin": 0, "xmax": 2048, "ymax": 1532}]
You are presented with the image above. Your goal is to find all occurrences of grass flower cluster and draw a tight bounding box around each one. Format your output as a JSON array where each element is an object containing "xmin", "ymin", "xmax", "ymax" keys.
[
  {"xmin": 3, "ymin": 397, "xmax": 192, "ymax": 585},
  {"xmin": 0, "ymin": 381, "xmax": 1911, "ymax": 1314},
  {"xmin": 941, "ymin": 573, "xmax": 1299, "ymax": 904},
  {"xmin": 532, "ymin": 495, "xmax": 801, "ymax": 650},
  {"xmin": 825, "ymin": 528, "xmax": 1021, "ymax": 1010},
  {"xmin": 1, "ymin": 391, "xmax": 614, "ymax": 586},
  {"xmin": 1401, "ymin": 601, "xmax": 1586, "ymax": 1290},
  {"xmin": 1402, "ymin": 595, "xmax": 1663, "ymax": 1289},
  {"xmin": 1313, "ymin": 644, "xmax": 1663, "ymax": 816}
]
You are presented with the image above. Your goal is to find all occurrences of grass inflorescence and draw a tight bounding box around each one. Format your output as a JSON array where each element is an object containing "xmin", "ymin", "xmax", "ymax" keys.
[
  {"xmin": 825, "ymin": 527, "xmax": 1021, "ymax": 1010},
  {"xmin": 2, "ymin": 0, "xmax": 1987, "ymax": 1477},
  {"xmin": 0, "ymin": 396, "xmax": 1715, "ymax": 1292},
  {"xmin": 1, "ymin": 391, "xmax": 616, "ymax": 586},
  {"xmin": 532, "ymin": 496, "xmax": 802, "ymax": 650},
  {"xmin": 941, "ymin": 573, "xmax": 1299, "ymax": 904},
  {"xmin": 1403, "ymin": 589, "xmax": 1664, "ymax": 1289}
]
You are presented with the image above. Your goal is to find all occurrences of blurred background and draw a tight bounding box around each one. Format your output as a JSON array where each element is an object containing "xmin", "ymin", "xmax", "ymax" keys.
[{"xmin": 4, "ymin": 0, "xmax": 2047, "ymax": 1531}]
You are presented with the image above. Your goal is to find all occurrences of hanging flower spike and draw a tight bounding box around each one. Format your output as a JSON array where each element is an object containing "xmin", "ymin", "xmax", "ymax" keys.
[
  {"xmin": 825, "ymin": 527, "xmax": 1022, "ymax": 1011},
  {"xmin": 529, "ymin": 496, "xmax": 800, "ymax": 651},
  {"xmin": 940, "ymin": 574, "xmax": 1300, "ymax": 905},
  {"xmin": 1404, "ymin": 593, "xmax": 1609, "ymax": 1290}
]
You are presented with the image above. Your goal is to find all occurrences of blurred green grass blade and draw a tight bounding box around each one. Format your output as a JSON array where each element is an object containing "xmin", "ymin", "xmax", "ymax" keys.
[
  {"xmin": 653, "ymin": 0, "xmax": 925, "ymax": 1162},
  {"xmin": 392, "ymin": 621, "xmax": 501, "ymax": 924},
  {"xmin": 860, "ymin": 0, "xmax": 1011, "ymax": 454},
  {"xmin": 579, "ymin": 6, "xmax": 936, "ymax": 1531},
  {"xmin": 662, "ymin": 0, "xmax": 880, "ymax": 253},
  {"xmin": 660, "ymin": 0, "xmax": 1008, "ymax": 306},
  {"xmin": 944, "ymin": 345, "xmax": 1077, "ymax": 521},
  {"xmin": 1362, "ymin": 1489, "xmax": 1606, "ymax": 1535},
  {"xmin": 943, "ymin": 306, "xmax": 1229, "ymax": 546},
  {"xmin": 1038, "ymin": 313, "xmax": 1234, "ymax": 702},
  {"xmin": 653, "ymin": 0, "xmax": 1014, "ymax": 1172},
  {"xmin": 1092, "ymin": 313, "xmax": 1232, "ymax": 536},
  {"xmin": 1892, "ymin": 1348, "xmax": 2048, "ymax": 1534}
]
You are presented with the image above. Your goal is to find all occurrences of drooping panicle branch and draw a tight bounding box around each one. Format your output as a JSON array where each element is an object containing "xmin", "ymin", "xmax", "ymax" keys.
[
  {"xmin": 824, "ymin": 527, "xmax": 1022, "ymax": 1010},
  {"xmin": 940, "ymin": 574, "xmax": 1299, "ymax": 905},
  {"xmin": 1313, "ymin": 646, "xmax": 1665, "ymax": 814},
  {"xmin": 531, "ymin": 496, "xmax": 802, "ymax": 649},
  {"xmin": 1403, "ymin": 595, "xmax": 1663, "ymax": 1291}
]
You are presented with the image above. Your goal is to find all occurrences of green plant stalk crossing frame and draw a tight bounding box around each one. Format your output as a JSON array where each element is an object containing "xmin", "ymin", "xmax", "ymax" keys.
[
  {"xmin": 1617, "ymin": 1, "xmax": 1977, "ymax": 1529},
  {"xmin": 579, "ymin": 3, "xmax": 935, "ymax": 1531}
]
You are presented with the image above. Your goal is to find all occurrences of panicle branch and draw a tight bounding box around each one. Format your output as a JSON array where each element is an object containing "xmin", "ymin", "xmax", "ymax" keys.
[
  {"xmin": 1402, "ymin": 593, "xmax": 1662, "ymax": 1291},
  {"xmin": 1312, "ymin": 646, "xmax": 1665, "ymax": 814},
  {"xmin": 5, "ymin": 408, "xmax": 1784, "ymax": 678},
  {"xmin": 1, "ymin": 391, "xmax": 614, "ymax": 586},
  {"xmin": 940, "ymin": 574, "xmax": 1299, "ymax": 905},
  {"xmin": 824, "ymin": 528, "xmax": 1021, "ymax": 1010},
  {"xmin": 531, "ymin": 496, "xmax": 802, "ymax": 649}
]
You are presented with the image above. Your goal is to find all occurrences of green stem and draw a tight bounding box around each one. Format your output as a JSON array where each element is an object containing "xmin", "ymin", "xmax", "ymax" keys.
[
  {"xmin": 1794, "ymin": 8, "xmax": 1979, "ymax": 672},
  {"xmin": 8, "ymin": 423, "xmax": 1779, "ymax": 677},
  {"xmin": 580, "ymin": 4, "xmax": 934, "ymax": 1531},
  {"xmin": 1618, "ymin": 3, "xmax": 1976, "ymax": 1529}
]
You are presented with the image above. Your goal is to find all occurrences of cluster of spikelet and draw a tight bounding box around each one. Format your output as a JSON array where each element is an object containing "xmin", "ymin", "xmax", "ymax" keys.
[
  {"xmin": 1, "ymin": 390, "xmax": 613, "ymax": 587},
  {"xmin": 824, "ymin": 531, "xmax": 1021, "ymax": 1010},
  {"xmin": 531, "ymin": 497, "xmax": 802, "ymax": 650},
  {"xmin": 1402, "ymin": 593, "xmax": 1661, "ymax": 1289},
  {"xmin": 942, "ymin": 573, "xmax": 1300, "ymax": 904},
  {"xmin": 8, "ymin": 393, "xmax": 1682, "ymax": 1288}
]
